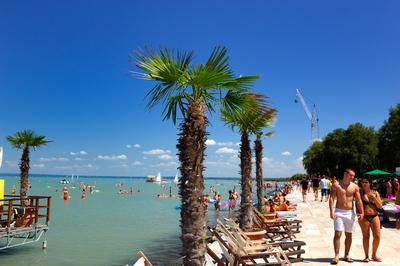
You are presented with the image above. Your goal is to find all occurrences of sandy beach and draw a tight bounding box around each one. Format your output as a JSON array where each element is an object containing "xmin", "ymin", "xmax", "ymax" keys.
[{"xmin": 294, "ymin": 190, "xmax": 400, "ymax": 266}]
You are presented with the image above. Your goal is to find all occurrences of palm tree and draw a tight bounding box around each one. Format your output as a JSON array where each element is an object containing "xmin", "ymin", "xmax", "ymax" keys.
[
  {"xmin": 222, "ymin": 94, "xmax": 275, "ymax": 231},
  {"xmin": 7, "ymin": 130, "xmax": 51, "ymax": 204},
  {"xmin": 131, "ymin": 47, "xmax": 258, "ymax": 265},
  {"xmin": 254, "ymin": 129, "xmax": 275, "ymax": 212}
]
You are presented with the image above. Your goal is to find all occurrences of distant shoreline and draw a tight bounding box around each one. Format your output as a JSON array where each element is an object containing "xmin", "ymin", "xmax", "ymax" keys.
[{"xmin": 0, "ymin": 173, "xmax": 286, "ymax": 181}]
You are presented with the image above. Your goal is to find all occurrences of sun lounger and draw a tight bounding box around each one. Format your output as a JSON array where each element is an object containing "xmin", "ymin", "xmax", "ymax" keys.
[
  {"xmin": 133, "ymin": 251, "xmax": 153, "ymax": 266},
  {"xmin": 210, "ymin": 224, "xmax": 292, "ymax": 266},
  {"xmin": 253, "ymin": 209, "xmax": 302, "ymax": 241},
  {"xmin": 224, "ymin": 219, "xmax": 305, "ymax": 264}
]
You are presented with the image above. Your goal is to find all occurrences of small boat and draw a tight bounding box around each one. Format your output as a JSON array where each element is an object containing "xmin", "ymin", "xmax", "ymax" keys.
[
  {"xmin": 133, "ymin": 251, "xmax": 153, "ymax": 266},
  {"xmin": 173, "ymin": 172, "xmax": 179, "ymax": 184},
  {"xmin": 146, "ymin": 175, "xmax": 156, "ymax": 182},
  {"xmin": 59, "ymin": 179, "xmax": 70, "ymax": 184}
]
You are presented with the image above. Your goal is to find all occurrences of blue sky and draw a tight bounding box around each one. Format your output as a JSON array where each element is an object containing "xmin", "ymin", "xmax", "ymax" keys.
[{"xmin": 1, "ymin": 1, "xmax": 399, "ymax": 178}]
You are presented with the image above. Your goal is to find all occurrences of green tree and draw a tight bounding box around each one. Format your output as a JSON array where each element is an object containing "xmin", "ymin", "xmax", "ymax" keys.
[
  {"xmin": 303, "ymin": 123, "xmax": 377, "ymax": 177},
  {"xmin": 378, "ymin": 104, "xmax": 400, "ymax": 171},
  {"xmin": 7, "ymin": 130, "xmax": 51, "ymax": 204},
  {"xmin": 222, "ymin": 94, "xmax": 274, "ymax": 230},
  {"xmin": 131, "ymin": 47, "xmax": 258, "ymax": 265},
  {"xmin": 303, "ymin": 140, "xmax": 325, "ymax": 175}
]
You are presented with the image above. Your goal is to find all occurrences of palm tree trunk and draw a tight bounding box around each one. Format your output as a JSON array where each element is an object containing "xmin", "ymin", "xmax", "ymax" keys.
[
  {"xmin": 19, "ymin": 147, "xmax": 30, "ymax": 206},
  {"xmin": 255, "ymin": 135, "xmax": 265, "ymax": 212},
  {"xmin": 177, "ymin": 99, "xmax": 207, "ymax": 266},
  {"xmin": 239, "ymin": 131, "xmax": 253, "ymax": 231}
]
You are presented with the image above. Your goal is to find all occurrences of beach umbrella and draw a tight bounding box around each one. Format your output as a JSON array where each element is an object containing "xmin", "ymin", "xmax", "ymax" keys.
[{"xmin": 365, "ymin": 169, "xmax": 392, "ymax": 175}]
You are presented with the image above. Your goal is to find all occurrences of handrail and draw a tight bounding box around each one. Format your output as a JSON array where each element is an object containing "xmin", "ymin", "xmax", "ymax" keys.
[{"xmin": 0, "ymin": 195, "xmax": 51, "ymax": 228}]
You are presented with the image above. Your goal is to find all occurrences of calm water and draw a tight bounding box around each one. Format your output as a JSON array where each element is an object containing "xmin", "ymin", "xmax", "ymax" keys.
[{"xmin": 0, "ymin": 174, "xmax": 258, "ymax": 266}]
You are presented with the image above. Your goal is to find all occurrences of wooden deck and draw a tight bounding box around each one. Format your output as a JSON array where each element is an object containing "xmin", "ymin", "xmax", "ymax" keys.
[{"xmin": 0, "ymin": 195, "xmax": 51, "ymax": 250}]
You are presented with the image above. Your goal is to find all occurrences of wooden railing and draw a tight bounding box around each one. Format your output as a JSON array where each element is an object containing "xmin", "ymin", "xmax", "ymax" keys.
[{"xmin": 0, "ymin": 195, "xmax": 51, "ymax": 228}]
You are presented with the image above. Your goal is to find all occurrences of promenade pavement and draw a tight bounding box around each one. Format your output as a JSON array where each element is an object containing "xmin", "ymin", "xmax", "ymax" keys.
[{"xmin": 293, "ymin": 190, "xmax": 400, "ymax": 266}]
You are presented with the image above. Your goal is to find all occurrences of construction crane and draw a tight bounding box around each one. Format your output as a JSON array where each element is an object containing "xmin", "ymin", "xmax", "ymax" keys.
[{"xmin": 295, "ymin": 88, "xmax": 320, "ymax": 142}]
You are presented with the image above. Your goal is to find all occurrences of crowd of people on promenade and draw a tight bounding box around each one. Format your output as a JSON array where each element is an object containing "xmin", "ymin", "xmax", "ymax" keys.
[{"xmin": 294, "ymin": 169, "xmax": 400, "ymax": 264}]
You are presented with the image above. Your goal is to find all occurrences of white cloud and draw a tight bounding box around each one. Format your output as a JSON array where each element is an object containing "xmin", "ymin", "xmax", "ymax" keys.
[
  {"xmin": 261, "ymin": 156, "xmax": 305, "ymax": 177},
  {"xmin": 39, "ymin": 157, "xmax": 69, "ymax": 162},
  {"xmin": 217, "ymin": 142, "xmax": 238, "ymax": 146},
  {"xmin": 127, "ymin": 144, "xmax": 141, "ymax": 148},
  {"xmin": 206, "ymin": 160, "xmax": 237, "ymax": 168},
  {"xmin": 97, "ymin": 154, "xmax": 128, "ymax": 160},
  {"xmin": 281, "ymin": 151, "xmax": 291, "ymax": 156},
  {"xmin": 205, "ymin": 139, "xmax": 217, "ymax": 145},
  {"xmin": 32, "ymin": 163, "xmax": 45, "ymax": 168},
  {"xmin": 70, "ymin": 150, "xmax": 88, "ymax": 156},
  {"xmin": 74, "ymin": 157, "xmax": 85, "ymax": 161},
  {"xmin": 132, "ymin": 161, "xmax": 143, "ymax": 166},
  {"xmin": 143, "ymin": 149, "xmax": 171, "ymax": 155},
  {"xmin": 159, "ymin": 154, "xmax": 173, "ymax": 160},
  {"xmin": 154, "ymin": 161, "xmax": 178, "ymax": 168},
  {"xmin": 216, "ymin": 147, "xmax": 238, "ymax": 154},
  {"xmin": 55, "ymin": 164, "xmax": 94, "ymax": 170},
  {"xmin": 206, "ymin": 139, "xmax": 239, "ymax": 147}
]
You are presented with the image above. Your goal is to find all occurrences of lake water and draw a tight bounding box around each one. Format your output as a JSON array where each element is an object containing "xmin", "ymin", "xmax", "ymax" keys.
[{"xmin": 0, "ymin": 174, "xmax": 270, "ymax": 266}]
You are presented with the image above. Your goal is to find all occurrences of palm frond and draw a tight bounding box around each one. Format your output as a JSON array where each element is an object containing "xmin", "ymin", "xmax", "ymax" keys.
[
  {"xmin": 131, "ymin": 47, "xmax": 194, "ymax": 122},
  {"xmin": 7, "ymin": 130, "xmax": 51, "ymax": 150},
  {"xmin": 221, "ymin": 92, "xmax": 277, "ymax": 134},
  {"xmin": 162, "ymin": 95, "xmax": 188, "ymax": 124}
]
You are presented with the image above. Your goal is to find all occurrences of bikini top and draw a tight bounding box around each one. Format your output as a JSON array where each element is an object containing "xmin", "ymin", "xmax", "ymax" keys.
[{"xmin": 361, "ymin": 190, "xmax": 378, "ymax": 207}]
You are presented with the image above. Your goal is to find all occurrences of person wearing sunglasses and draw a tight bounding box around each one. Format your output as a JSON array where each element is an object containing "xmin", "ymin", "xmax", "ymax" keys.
[{"xmin": 359, "ymin": 176, "xmax": 383, "ymax": 263}]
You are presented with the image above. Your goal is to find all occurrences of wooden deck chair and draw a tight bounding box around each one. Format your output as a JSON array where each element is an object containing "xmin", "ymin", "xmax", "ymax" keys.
[
  {"xmin": 211, "ymin": 227, "xmax": 288, "ymax": 266},
  {"xmin": 215, "ymin": 220, "xmax": 291, "ymax": 266},
  {"xmin": 206, "ymin": 243, "xmax": 226, "ymax": 266},
  {"xmin": 253, "ymin": 209, "xmax": 301, "ymax": 241},
  {"xmin": 252, "ymin": 210, "xmax": 306, "ymax": 263},
  {"xmin": 223, "ymin": 219, "xmax": 292, "ymax": 265},
  {"xmin": 133, "ymin": 251, "xmax": 153, "ymax": 266},
  {"xmin": 225, "ymin": 218, "xmax": 305, "ymax": 263}
]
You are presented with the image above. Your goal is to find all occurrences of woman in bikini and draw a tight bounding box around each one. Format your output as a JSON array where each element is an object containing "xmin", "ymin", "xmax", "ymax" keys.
[{"xmin": 359, "ymin": 176, "xmax": 383, "ymax": 262}]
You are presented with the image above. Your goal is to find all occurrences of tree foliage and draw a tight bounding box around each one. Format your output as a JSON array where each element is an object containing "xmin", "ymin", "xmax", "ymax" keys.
[
  {"xmin": 377, "ymin": 104, "xmax": 400, "ymax": 171},
  {"xmin": 303, "ymin": 123, "xmax": 377, "ymax": 177}
]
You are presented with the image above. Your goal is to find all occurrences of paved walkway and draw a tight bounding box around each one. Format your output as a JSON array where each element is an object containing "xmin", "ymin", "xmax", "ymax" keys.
[{"xmin": 292, "ymin": 190, "xmax": 400, "ymax": 266}]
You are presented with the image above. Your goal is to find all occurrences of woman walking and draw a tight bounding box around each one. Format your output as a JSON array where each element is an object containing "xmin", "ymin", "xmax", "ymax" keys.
[{"xmin": 359, "ymin": 177, "xmax": 383, "ymax": 262}]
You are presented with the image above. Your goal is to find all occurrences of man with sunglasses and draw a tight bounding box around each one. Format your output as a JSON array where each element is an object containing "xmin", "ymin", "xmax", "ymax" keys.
[{"xmin": 329, "ymin": 168, "xmax": 364, "ymax": 264}]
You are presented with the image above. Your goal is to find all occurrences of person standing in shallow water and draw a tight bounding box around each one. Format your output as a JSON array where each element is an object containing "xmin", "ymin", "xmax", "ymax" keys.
[
  {"xmin": 329, "ymin": 169, "xmax": 364, "ymax": 264},
  {"xmin": 63, "ymin": 186, "xmax": 69, "ymax": 200}
]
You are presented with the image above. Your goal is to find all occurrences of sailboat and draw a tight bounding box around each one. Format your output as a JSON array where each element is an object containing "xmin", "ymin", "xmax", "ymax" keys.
[
  {"xmin": 173, "ymin": 172, "xmax": 179, "ymax": 184},
  {"xmin": 155, "ymin": 172, "xmax": 162, "ymax": 183}
]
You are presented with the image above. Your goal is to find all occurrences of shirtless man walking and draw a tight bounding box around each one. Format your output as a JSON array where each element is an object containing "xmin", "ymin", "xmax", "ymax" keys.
[{"xmin": 329, "ymin": 169, "xmax": 364, "ymax": 264}]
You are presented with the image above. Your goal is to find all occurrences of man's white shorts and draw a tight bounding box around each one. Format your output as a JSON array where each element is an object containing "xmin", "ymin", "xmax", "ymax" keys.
[{"xmin": 334, "ymin": 208, "xmax": 356, "ymax": 233}]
